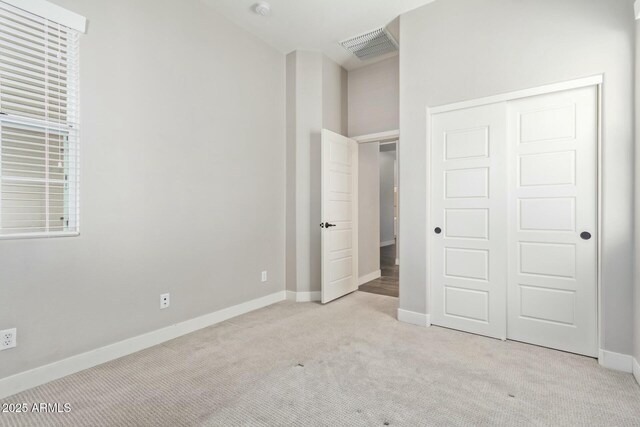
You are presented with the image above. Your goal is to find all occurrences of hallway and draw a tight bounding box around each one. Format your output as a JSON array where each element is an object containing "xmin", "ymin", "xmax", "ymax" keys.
[{"xmin": 359, "ymin": 244, "xmax": 399, "ymax": 297}]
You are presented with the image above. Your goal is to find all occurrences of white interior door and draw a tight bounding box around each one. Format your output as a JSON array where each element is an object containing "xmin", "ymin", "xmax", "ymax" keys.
[
  {"xmin": 506, "ymin": 86, "xmax": 598, "ymax": 356},
  {"xmin": 321, "ymin": 129, "xmax": 358, "ymax": 303},
  {"xmin": 430, "ymin": 103, "xmax": 508, "ymax": 339}
]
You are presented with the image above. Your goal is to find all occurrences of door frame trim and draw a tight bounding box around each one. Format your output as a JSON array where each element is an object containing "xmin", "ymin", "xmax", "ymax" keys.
[
  {"xmin": 425, "ymin": 74, "xmax": 603, "ymax": 353},
  {"xmin": 352, "ymin": 129, "xmax": 399, "ymax": 144}
]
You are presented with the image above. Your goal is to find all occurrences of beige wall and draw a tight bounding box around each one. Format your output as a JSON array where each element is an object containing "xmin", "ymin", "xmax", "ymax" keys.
[
  {"xmin": 399, "ymin": 0, "xmax": 635, "ymax": 355},
  {"xmin": 348, "ymin": 56, "xmax": 399, "ymax": 137},
  {"xmin": 358, "ymin": 143, "xmax": 381, "ymax": 279},
  {"xmin": 379, "ymin": 149, "xmax": 396, "ymax": 245},
  {"xmin": 285, "ymin": 53, "xmax": 299, "ymax": 293},
  {"xmin": 322, "ymin": 57, "xmax": 348, "ymax": 135},
  {"xmin": 287, "ymin": 51, "xmax": 323, "ymax": 294},
  {"xmin": 285, "ymin": 51, "xmax": 347, "ymax": 294},
  {"xmin": 0, "ymin": 0, "xmax": 286, "ymax": 379},
  {"xmin": 635, "ymin": 19, "xmax": 640, "ymax": 369}
]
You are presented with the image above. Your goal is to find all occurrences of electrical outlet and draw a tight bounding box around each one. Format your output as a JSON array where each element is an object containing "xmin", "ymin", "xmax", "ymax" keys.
[
  {"xmin": 0, "ymin": 328, "xmax": 16, "ymax": 350},
  {"xmin": 261, "ymin": 271, "xmax": 268, "ymax": 282},
  {"xmin": 160, "ymin": 293, "xmax": 170, "ymax": 309}
]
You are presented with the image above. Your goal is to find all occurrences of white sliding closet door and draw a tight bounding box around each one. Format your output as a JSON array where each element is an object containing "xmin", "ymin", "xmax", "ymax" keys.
[
  {"xmin": 506, "ymin": 86, "xmax": 598, "ymax": 356},
  {"xmin": 429, "ymin": 84, "xmax": 598, "ymax": 356},
  {"xmin": 430, "ymin": 103, "xmax": 508, "ymax": 339}
]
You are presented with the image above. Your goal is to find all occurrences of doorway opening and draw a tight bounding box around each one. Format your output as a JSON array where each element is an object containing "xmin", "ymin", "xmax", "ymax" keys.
[{"xmin": 359, "ymin": 138, "xmax": 399, "ymax": 298}]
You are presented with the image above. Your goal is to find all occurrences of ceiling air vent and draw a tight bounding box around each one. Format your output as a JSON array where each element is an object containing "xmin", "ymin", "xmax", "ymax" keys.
[{"xmin": 340, "ymin": 27, "xmax": 398, "ymax": 61}]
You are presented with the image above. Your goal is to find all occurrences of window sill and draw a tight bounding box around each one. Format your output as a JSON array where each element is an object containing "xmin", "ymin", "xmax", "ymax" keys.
[{"xmin": 0, "ymin": 231, "xmax": 80, "ymax": 241}]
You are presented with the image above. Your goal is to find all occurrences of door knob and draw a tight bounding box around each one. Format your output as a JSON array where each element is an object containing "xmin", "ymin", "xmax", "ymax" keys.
[
  {"xmin": 324, "ymin": 222, "xmax": 336, "ymax": 228},
  {"xmin": 434, "ymin": 227, "xmax": 442, "ymax": 234},
  {"xmin": 580, "ymin": 231, "xmax": 592, "ymax": 240}
]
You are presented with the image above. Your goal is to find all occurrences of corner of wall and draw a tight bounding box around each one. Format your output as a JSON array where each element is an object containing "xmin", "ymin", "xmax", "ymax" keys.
[
  {"xmin": 397, "ymin": 308, "xmax": 430, "ymax": 327},
  {"xmin": 634, "ymin": 17, "xmax": 640, "ymax": 379},
  {"xmin": 285, "ymin": 51, "xmax": 323, "ymax": 295},
  {"xmin": 285, "ymin": 51, "xmax": 298, "ymax": 293}
]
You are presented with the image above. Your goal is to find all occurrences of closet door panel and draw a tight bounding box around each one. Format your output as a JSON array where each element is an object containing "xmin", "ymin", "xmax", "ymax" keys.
[
  {"xmin": 506, "ymin": 86, "xmax": 598, "ymax": 357},
  {"xmin": 430, "ymin": 103, "xmax": 508, "ymax": 339}
]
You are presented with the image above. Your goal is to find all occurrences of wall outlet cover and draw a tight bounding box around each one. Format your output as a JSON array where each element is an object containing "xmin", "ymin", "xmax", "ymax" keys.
[
  {"xmin": 261, "ymin": 271, "xmax": 268, "ymax": 282},
  {"xmin": 0, "ymin": 328, "xmax": 16, "ymax": 350},
  {"xmin": 160, "ymin": 293, "xmax": 170, "ymax": 309}
]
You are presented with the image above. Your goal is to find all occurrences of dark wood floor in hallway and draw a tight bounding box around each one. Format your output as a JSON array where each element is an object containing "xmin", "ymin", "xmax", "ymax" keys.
[{"xmin": 359, "ymin": 243, "xmax": 399, "ymax": 297}]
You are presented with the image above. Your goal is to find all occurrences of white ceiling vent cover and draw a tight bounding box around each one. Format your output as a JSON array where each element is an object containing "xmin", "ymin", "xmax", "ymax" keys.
[{"xmin": 340, "ymin": 27, "xmax": 398, "ymax": 61}]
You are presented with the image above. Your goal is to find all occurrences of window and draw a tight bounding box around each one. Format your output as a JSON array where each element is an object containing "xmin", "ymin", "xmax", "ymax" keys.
[{"xmin": 0, "ymin": 1, "xmax": 80, "ymax": 238}]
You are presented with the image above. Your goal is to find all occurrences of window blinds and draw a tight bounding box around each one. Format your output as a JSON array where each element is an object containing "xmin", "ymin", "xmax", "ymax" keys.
[{"xmin": 0, "ymin": 0, "xmax": 80, "ymax": 238}]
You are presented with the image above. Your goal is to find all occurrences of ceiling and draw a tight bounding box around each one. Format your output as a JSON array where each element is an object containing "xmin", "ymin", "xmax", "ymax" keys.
[{"xmin": 201, "ymin": 0, "xmax": 436, "ymax": 70}]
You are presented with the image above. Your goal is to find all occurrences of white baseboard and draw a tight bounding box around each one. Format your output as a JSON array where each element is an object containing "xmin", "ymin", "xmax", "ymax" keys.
[
  {"xmin": 633, "ymin": 357, "xmax": 640, "ymax": 385},
  {"xmin": 395, "ymin": 258, "xmax": 399, "ymax": 266},
  {"xmin": 358, "ymin": 270, "xmax": 381, "ymax": 285},
  {"xmin": 380, "ymin": 240, "xmax": 395, "ymax": 247},
  {"xmin": 598, "ymin": 349, "xmax": 633, "ymax": 373},
  {"xmin": 0, "ymin": 290, "xmax": 286, "ymax": 400},
  {"xmin": 397, "ymin": 308, "xmax": 430, "ymax": 327},
  {"xmin": 286, "ymin": 290, "xmax": 321, "ymax": 302}
]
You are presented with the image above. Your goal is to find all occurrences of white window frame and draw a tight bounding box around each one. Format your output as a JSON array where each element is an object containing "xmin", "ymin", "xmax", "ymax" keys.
[
  {"xmin": 2, "ymin": 0, "xmax": 86, "ymax": 33},
  {"xmin": 0, "ymin": 0, "xmax": 85, "ymax": 239}
]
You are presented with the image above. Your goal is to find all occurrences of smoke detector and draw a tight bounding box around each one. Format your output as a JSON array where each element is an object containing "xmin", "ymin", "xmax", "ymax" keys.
[
  {"xmin": 254, "ymin": 2, "xmax": 271, "ymax": 16},
  {"xmin": 340, "ymin": 27, "xmax": 398, "ymax": 61}
]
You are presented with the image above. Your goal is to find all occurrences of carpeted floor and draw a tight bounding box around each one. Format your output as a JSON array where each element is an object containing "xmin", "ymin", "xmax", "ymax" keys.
[{"xmin": 1, "ymin": 291, "xmax": 639, "ymax": 426}]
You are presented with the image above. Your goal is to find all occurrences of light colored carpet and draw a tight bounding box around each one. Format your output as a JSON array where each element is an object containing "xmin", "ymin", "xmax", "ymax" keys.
[{"xmin": 1, "ymin": 291, "xmax": 639, "ymax": 426}]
